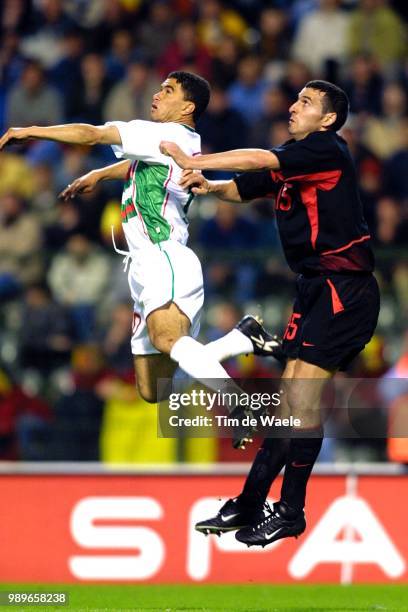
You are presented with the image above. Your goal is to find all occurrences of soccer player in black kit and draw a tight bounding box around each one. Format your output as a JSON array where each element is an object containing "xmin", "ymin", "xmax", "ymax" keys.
[{"xmin": 160, "ymin": 80, "xmax": 380, "ymax": 547}]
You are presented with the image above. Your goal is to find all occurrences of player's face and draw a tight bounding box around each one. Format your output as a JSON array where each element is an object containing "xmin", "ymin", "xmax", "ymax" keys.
[
  {"xmin": 288, "ymin": 87, "xmax": 334, "ymax": 140},
  {"xmin": 151, "ymin": 78, "xmax": 193, "ymax": 123}
]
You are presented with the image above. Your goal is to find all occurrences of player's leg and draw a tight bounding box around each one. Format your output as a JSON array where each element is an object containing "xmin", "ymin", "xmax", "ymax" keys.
[
  {"xmin": 278, "ymin": 359, "xmax": 334, "ymax": 512},
  {"xmin": 133, "ymin": 353, "xmax": 178, "ymax": 403},
  {"xmin": 236, "ymin": 358, "xmax": 296, "ymax": 507},
  {"xmin": 147, "ymin": 301, "xmax": 236, "ymax": 381},
  {"xmin": 235, "ymin": 359, "xmax": 333, "ymax": 546},
  {"xmin": 147, "ymin": 301, "xmax": 258, "ymax": 448},
  {"xmin": 195, "ymin": 359, "xmax": 297, "ymax": 535}
]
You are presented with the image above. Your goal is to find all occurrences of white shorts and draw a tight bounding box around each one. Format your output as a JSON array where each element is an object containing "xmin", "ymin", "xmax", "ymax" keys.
[{"xmin": 127, "ymin": 240, "xmax": 204, "ymax": 355}]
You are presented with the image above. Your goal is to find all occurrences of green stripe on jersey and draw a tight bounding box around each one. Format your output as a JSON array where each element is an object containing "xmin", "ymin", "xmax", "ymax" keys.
[
  {"xmin": 162, "ymin": 248, "xmax": 175, "ymax": 300},
  {"xmin": 131, "ymin": 161, "xmax": 171, "ymax": 242}
]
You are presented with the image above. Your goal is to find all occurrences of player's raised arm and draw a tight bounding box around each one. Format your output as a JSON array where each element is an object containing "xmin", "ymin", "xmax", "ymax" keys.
[
  {"xmin": 0, "ymin": 123, "xmax": 122, "ymax": 149},
  {"xmin": 160, "ymin": 141, "xmax": 281, "ymax": 172},
  {"xmin": 59, "ymin": 160, "xmax": 131, "ymax": 200}
]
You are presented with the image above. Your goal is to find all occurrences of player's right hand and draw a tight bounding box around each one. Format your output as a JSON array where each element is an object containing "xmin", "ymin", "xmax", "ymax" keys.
[
  {"xmin": 0, "ymin": 127, "xmax": 30, "ymax": 149},
  {"xmin": 179, "ymin": 169, "xmax": 210, "ymax": 195},
  {"xmin": 58, "ymin": 171, "xmax": 99, "ymax": 200}
]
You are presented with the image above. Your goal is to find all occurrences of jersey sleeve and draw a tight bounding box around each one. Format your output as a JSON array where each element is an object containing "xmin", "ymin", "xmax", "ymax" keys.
[
  {"xmin": 106, "ymin": 120, "xmax": 176, "ymax": 164},
  {"xmin": 234, "ymin": 170, "xmax": 278, "ymax": 201},
  {"xmin": 272, "ymin": 133, "xmax": 341, "ymax": 180}
]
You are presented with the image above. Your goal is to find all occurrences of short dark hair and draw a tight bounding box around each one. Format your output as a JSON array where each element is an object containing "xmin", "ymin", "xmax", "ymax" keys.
[
  {"xmin": 168, "ymin": 71, "xmax": 210, "ymax": 122},
  {"xmin": 305, "ymin": 80, "xmax": 349, "ymax": 131}
]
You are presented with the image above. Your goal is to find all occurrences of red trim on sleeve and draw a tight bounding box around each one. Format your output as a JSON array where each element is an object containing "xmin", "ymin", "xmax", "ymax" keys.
[{"xmin": 281, "ymin": 170, "xmax": 342, "ymax": 185}]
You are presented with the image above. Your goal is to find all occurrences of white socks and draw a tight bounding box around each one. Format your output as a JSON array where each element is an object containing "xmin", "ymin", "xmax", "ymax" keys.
[
  {"xmin": 170, "ymin": 335, "xmax": 243, "ymax": 407},
  {"xmin": 170, "ymin": 336, "xmax": 231, "ymax": 380},
  {"xmin": 205, "ymin": 328, "xmax": 253, "ymax": 362}
]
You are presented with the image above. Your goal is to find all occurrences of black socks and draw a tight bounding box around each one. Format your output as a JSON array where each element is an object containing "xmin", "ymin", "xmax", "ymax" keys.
[
  {"xmin": 280, "ymin": 434, "xmax": 323, "ymax": 514},
  {"xmin": 238, "ymin": 437, "xmax": 290, "ymax": 509}
]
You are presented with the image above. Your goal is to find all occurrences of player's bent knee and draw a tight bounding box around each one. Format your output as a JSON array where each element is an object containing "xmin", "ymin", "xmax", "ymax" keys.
[{"xmin": 150, "ymin": 331, "xmax": 180, "ymax": 355}]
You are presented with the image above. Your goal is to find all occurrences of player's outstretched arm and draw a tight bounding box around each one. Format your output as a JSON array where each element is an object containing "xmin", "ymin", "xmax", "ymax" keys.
[
  {"xmin": 0, "ymin": 123, "xmax": 121, "ymax": 149},
  {"xmin": 160, "ymin": 141, "xmax": 280, "ymax": 172},
  {"xmin": 180, "ymin": 170, "xmax": 242, "ymax": 202},
  {"xmin": 59, "ymin": 160, "xmax": 131, "ymax": 200}
]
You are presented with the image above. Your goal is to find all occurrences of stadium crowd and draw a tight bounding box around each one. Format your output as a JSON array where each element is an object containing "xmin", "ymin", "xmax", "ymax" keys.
[{"xmin": 0, "ymin": 0, "xmax": 407, "ymax": 464}]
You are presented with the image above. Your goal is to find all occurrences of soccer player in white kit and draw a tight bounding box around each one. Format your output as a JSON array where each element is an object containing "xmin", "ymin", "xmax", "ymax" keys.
[{"xmin": 0, "ymin": 71, "xmax": 282, "ymax": 448}]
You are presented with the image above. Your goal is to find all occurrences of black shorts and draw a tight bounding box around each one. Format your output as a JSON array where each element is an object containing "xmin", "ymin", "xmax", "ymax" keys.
[{"xmin": 282, "ymin": 272, "xmax": 380, "ymax": 370}]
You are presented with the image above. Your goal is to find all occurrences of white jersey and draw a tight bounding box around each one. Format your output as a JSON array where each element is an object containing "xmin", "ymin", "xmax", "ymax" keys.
[{"xmin": 107, "ymin": 120, "xmax": 201, "ymax": 252}]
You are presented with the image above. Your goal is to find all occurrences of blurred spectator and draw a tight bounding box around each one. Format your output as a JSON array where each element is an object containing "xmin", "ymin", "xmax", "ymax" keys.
[
  {"xmin": 0, "ymin": 367, "xmax": 52, "ymax": 461},
  {"xmin": 393, "ymin": 261, "xmax": 408, "ymax": 324},
  {"xmin": 104, "ymin": 29, "xmax": 134, "ymax": 83},
  {"xmin": 99, "ymin": 302, "xmax": 133, "ymax": 375},
  {"xmin": 54, "ymin": 146, "xmax": 93, "ymax": 194},
  {"xmin": 197, "ymin": 201, "xmax": 259, "ymax": 302},
  {"xmin": 383, "ymin": 117, "xmax": 408, "ymax": 200},
  {"xmin": 343, "ymin": 53, "xmax": 384, "ymax": 116},
  {"xmin": 62, "ymin": 0, "xmax": 106, "ymax": 29},
  {"xmin": 0, "ymin": 151, "xmax": 35, "ymax": 200},
  {"xmin": 278, "ymin": 59, "xmax": 312, "ymax": 104},
  {"xmin": 0, "ymin": 30, "xmax": 25, "ymax": 92},
  {"xmin": 256, "ymin": 7, "xmax": 290, "ymax": 62},
  {"xmin": 348, "ymin": 0, "xmax": 406, "ymax": 70},
  {"xmin": 20, "ymin": 0, "xmax": 76, "ymax": 67},
  {"xmin": 48, "ymin": 26, "xmax": 85, "ymax": 96},
  {"xmin": 375, "ymin": 196, "xmax": 408, "ymax": 246},
  {"xmin": 157, "ymin": 20, "xmax": 212, "ymax": 80},
  {"xmin": 210, "ymin": 35, "xmax": 241, "ymax": 88},
  {"xmin": 228, "ymin": 54, "xmax": 269, "ymax": 125},
  {"xmin": 340, "ymin": 116, "xmax": 383, "ymax": 232},
  {"xmin": 198, "ymin": 85, "xmax": 248, "ymax": 152},
  {"xmin": 44, "ymin": 199, "xmax": 86, "ymax": 251},
  {"xmin": 29, "ymin": 161, "xmax": 58, "ymax": 225},
  {"xmin": 47, "ymin": 234, "xmax": 111, "ymax": 340},
  {"xmin": 196, "ymin": 0, "xmax": 248, "ymax": 53},
  {"xmin": 398, "ymin": 56, "xmax": 408, "ymax": 93},
  {"xmin": 51, "ymin": 344, "xmax": 106, "ymax": 460},
  {"xmin": 0, "ymin": 193, "xmax": 43, "ymax": 300},
  {"xmin": 0, "ymin": 0, "xmax": 31, "ymax": 34},
  {"xmin": 292, "ymin": 0, "xmax": 349, "ymax": 77},
  {"xmin": 6, "ymin": 59, "xmax": 63, "ymax": 127},
  {"xmin": 86, "ymin": 0, "xmax": 139, "ymax": 53},
  {"xmin": 103, "ymin": 59, "xmax": 161, "ymax": 123},
  {"xmin": 137, "ymin": 0, "xmax": 176, "ymax": 63},
  {"xmin": 362, "ymin": 81, "xmax": 408, "ymax": 159},
  {"xmin": 249, "ymin": 86, "xmax": 289, "ymax": 147},
  {"xmin": 66, "ymin": 53, "xmax": 112, "ymax": 123},
  {"xmin": 18, "ymin": 283, "xmax": 74, "ymax": 375},
  {"xmin": 205, "ymin": 301, "xmax": 244, "ymax": 344},
  {"xmin": 267, "ymin": 119, "xmax": 291, "ymax": 148}
]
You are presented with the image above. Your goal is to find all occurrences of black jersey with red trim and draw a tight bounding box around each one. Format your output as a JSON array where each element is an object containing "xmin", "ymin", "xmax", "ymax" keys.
[{"xmin": 234, "ymin": 130, "xmax": 374, "ymax": 274}]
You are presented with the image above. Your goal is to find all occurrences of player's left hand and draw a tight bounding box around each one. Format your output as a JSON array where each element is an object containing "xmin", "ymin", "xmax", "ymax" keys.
[
  {"xmin": 0, "ymin": 127, "xmax": 30, "ymax": 149},
  {"xmin": 180, "ymin": 169, "xmax": 210, "ymax": 195},
  {"xmin": 160, "ymin": 140, "xmax": 191, "ymax": 168}
]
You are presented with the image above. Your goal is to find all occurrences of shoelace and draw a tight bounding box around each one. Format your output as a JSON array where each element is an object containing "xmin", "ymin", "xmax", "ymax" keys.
[
  {"xmin": 254, "ymin": 502, "xmax": 278, "ymax": 530},
  {"xmin": 111, "ymin": 226, "xmax": 132, "ymax": 272}
]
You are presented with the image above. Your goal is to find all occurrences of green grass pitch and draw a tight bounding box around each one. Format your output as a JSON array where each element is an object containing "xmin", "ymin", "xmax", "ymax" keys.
[{"xmin": 1, "ymin": 584, "xmax": 407, "ymax": 612}]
